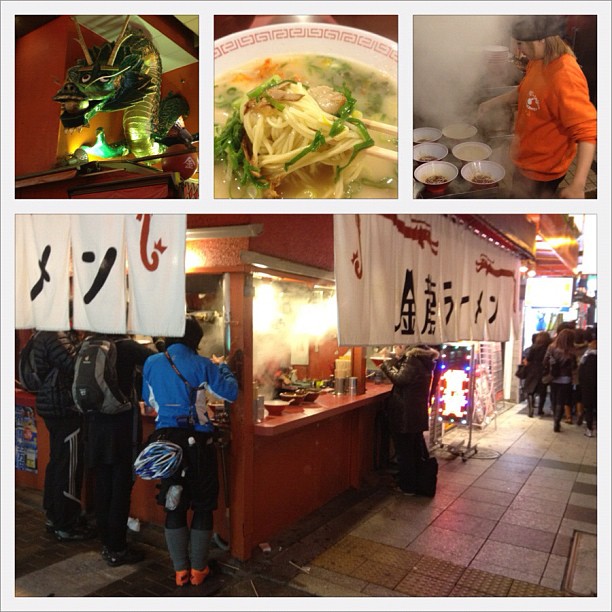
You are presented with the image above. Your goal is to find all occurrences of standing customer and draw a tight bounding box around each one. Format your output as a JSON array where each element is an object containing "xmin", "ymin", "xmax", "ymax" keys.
[
  {"xmin": 85, "ymin": 333, "xmax": 156, "ymax": 567},
  {"xmin": 578, "ymin": 327, "xmax": 597, "ymax": 437},
  {"xmin": 142, "ymin": 317, "xmax": 238, "ymax": 587},
  {"xmin": 478, "ymin": 15, "xmax": 596, "ymax": 198},
  {"xmin": 571, "ymin": 328, "xmax": 589, "ymax": 425},
  {"xmin": 523, "ymin": 331, "xmax": 552, "ymax": 417},
  {"xmin": 380, "ymin": 344, "xmax": 439, "ymax": 495},
  {"xmin": 543, "ymin": 328, "xmax": 577, "ymax": 432},
  {"xmin": 31, "ymin": 330, "xmax": 93, "ymax": 540}
]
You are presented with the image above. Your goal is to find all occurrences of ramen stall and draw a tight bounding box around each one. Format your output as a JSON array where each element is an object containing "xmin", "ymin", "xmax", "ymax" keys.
[
  {"xmin": 15, "ymin": 214, "xmax": 389, "ymax": 562},
  {"xmin": 158, "ymin": 217, "xmax": 390, "ymax": 560}
]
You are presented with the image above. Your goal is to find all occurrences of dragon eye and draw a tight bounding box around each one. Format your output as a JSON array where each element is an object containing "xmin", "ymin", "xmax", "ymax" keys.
[{"xmin": 81, "ymin": 74, "xmax": 91, "ymax": 83}]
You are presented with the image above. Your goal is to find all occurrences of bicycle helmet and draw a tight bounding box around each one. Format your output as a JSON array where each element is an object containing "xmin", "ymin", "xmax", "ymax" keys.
[{"xmin": 133, "ymin": 440, "xmax": 183, "ymax": 479}]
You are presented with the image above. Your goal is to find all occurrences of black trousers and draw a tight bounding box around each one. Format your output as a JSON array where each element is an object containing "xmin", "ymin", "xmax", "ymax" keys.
[
  {"xmin": 583, "ymin": 399, "xmax": 597, "ymax": 431},
  {"xmin": 550, "ymin": 382, "xmax": 572, "ymax": 430},
  {"xmin": 93, "ymin": 462, "xmax": 134, "ymax": 552},
  {"xmin": 42, "ymin": 413, "xmax": 84, "ymax": 531},
  {"xmin": 512, "ymin": 170, "xmax": 566, "ymax": 199},
  {"xmin": 392, "ymin": 431, "xmax": 426, "ymax": 493},
  {"xmin": 528, "ymin": 381, "xmax": 548, "ymax": 414}
]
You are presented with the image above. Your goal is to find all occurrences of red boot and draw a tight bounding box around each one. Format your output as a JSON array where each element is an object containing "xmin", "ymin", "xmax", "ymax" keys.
[
  {"xmin": 175, "ymin": 569, "xmax": 190, "ymax": 587},
  {"xmin": 190, "ymin": 566, "xmax": 210, "ymax": 586}
]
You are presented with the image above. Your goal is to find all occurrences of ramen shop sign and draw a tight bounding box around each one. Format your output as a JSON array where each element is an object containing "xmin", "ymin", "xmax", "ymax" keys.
[
  {"xmin": 15, "ymin": 214, "xmax": 187, "ymax": 336},
  {"xmin": 334, "ymin": 215, "xmax": 521, "ymax": 345}
]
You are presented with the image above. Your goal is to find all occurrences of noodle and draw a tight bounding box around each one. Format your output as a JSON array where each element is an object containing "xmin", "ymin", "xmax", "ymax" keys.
[
  {"xmin": 214, "ymin": 55, "xmax": 398, "ymax": 199},
  {"xmin": 218, "ymin": 80, "xmax": 374, "ymax": 198}
]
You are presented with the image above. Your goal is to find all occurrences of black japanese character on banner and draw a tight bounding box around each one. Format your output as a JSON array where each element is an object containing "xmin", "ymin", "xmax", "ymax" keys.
[
  {"xmin": 474, "ymin": 291, "xmax": 483, "ymax": 324},
  {"xmin": 443, "ymin": 281, "xmax": 454, "ymax": 325},
  {"xmin": 30, "ymin": 245, "xmax": 51, "ymax": 301},
  {"xmin": 82, "ymin": 248, "xmax": 118, "ymax": 304},
  {"xmin": 395, "ymin": 269, "xmax": 416, "ymax": 335},
  {"xmin": 488, "ymin": 295, "xmax": 499, "ymax": 324},
  {"xmin": 420, "ymin": 274, "xmax": 437, "ymax": 334}
]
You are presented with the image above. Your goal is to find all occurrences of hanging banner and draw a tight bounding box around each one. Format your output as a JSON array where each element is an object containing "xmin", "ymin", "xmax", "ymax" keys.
[
  {"xmin": 15, "ymin": 215, "xmax": 34, "ymax": 329},
  {"xmin": 15, "ymin": 215, "xmax": 187, "ymax": 336},
  {"xmin": 15, "ymin": 215, "xmax": 71, "ymax": 331},
  {"xmin": 334, "ymin": 215, "xmax": 520, "ymax": 345},
  {"xmin": 71, "ymin": 215, "xmax": 127, "ymax": 334},
  {"xmin": 125, "ymin": 214, "xmax": 187, "ymax": 337}
]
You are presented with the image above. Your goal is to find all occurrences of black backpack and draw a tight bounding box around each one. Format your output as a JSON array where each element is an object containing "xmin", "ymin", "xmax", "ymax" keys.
[
  {"xmin": 72, "ymin": 336, "xmax": 131, "ymax": 414},
  {"xmin": 18, "ymin": 332, "xmax": 44, "ymax": 392}
]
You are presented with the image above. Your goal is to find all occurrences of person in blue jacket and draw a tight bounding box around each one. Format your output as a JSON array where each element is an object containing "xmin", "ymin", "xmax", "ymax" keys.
[{"xmin": 142, "ymin": 316, "xmax": 238, "ymax": 587}]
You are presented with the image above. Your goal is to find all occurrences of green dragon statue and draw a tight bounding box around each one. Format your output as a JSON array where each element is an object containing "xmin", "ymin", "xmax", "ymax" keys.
[{"xmin": 53, "ymin": 16, "xmax": 193, "ymax": 161}]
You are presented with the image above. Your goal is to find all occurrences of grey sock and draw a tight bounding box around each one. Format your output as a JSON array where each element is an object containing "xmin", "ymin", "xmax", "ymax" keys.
[
  {"xmin": 164, "ymin": 526, "xmax": 189, "ymax": 571},
  {"xmin": 189, "ymin": 528, "xmax": 212, "ymax": 571}
]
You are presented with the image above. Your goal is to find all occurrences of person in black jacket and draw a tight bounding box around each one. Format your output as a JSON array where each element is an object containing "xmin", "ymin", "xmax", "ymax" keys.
[
  {"xmin": 523, "ymin": 331, "xmax": 552, "ymax": 417},
  {"xmin": 578, "ymin": 327, "xmax": 597, "ymax": 437},
  {"xmin": 543, "ymin": 328, "xmax": 577, "ymax": 432},
  {"xmin": 380, "ymin": 344, "xmax": 439, "ymax": 495},
  {"xmin": 31, "ymin": 329, "xmax": 93, "ymax": 541},
  {"xmin": 84, "ymin": 333, "xmax": 156, "ymax": 567}
]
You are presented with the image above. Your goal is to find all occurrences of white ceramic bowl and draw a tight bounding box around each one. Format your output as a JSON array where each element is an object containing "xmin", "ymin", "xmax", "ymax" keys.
[
  {"xmin": 413, "ymin": 142, "xmax": 448, "ymax": 162},
  {"xmin": 215, "ymin": 23, "xmax": 397, "ymax": 80},
  {"xmin": 461, "ymin": 160, "xmax": 506, "ymax": 186},
  {"xmin": 442, "ymin": 123, "xmax": 478, "ymax": 140},
  {"xmin": 414, "ymin": 161, "xmax": 458, "ymax": 186},
  {"xmin": 413, "ymin": 127, "xmax": 442, "ymax": 143},
  {"xmin": 452, "ymin": 141, "xmax": 492, "ymax": 162}
]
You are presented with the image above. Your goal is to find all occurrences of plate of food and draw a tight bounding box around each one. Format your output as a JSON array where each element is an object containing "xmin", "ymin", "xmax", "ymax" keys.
[
  {"xmin": 214, "ymin": 24, "xmax": 398, "ymax": 199},
  {"xmin": 413, "ymin": 127, "xmax": 442, "ymax": 144},
  {"xmin": 442, "ymin": 123, "xmax": 478, "ymax": 140},
  {"xmin": 451, "ymin": 141, "xmax": 492, "ymax": 162},
  {"xmin": 414, "ymin": 160, "xmax": 458, "ymax": 194},
  {"xmin": 461, "ymin": 160, "xmax": 506, "ymax": 187},
  {"xmin": 413, "ymin": 142, "xmax": 448, "ymax": 163}
]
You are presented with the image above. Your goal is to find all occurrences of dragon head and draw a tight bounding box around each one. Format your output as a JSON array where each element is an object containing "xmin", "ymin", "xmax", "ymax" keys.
[{"xmin": 53, "ymin": 16, "xmax": 150, "ymax": 130}]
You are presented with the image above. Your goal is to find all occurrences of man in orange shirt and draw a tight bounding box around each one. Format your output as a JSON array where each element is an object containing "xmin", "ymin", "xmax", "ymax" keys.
[{"xmin": 479, "ymin": 15, "xmax": 596, "ymax": 199}]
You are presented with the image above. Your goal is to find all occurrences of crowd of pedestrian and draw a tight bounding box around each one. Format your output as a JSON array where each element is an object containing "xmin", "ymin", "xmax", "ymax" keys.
[{"xmin": 519, "ymin": 322, "xmax": 597, "ymax": 435}]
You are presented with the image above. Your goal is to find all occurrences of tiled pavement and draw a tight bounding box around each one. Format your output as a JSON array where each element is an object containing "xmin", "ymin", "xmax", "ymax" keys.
[{"xmin": 8, "ymin": 401, "xmax": 607, "ymax": 610}]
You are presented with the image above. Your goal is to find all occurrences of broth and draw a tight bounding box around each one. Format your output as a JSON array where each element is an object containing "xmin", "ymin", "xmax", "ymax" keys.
[{"xmin": 214, "ymin": 54, "xmax": 398, "ymax": 199}]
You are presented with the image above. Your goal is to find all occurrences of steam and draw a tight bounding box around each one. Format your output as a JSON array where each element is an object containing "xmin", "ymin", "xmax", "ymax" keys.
[
  {"xmin": 252, "ymin": 280, "xmax": 337, "ymax": 398},
  {"xmin": 413, "ymin": 15, "xmax": 515, "ymax": 127}
]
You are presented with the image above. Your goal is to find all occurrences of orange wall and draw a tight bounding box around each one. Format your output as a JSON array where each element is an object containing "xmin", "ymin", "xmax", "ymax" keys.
[{"xmin": 188, "ymin": 214, "xmax": 336, "ymax": 271}]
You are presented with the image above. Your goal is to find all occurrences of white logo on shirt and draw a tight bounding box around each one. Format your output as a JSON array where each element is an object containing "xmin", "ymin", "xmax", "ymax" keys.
[{"xmin": 526, "ymin": 90, "xmax": 540, "ymax": 111}]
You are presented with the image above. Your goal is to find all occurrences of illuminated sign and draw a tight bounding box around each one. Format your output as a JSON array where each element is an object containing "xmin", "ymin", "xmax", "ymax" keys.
[
  {"xmin": 437, "ymin": 369, "xmax": 469, "ymax": 424},
  {"xmin": 524, "ymin": 277, "xmax": 574, "ymax": 308}
]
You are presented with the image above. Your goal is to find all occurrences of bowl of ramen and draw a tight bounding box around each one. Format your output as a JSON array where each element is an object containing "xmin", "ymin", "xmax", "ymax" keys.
[
  {"xmin": 214, "ymin": 24, "xmax": 398, "ymax": 199},
  {"xmin": 264, "ymin": 399, "xmax": 292, "ymax": 416},
  {"xmin": 301, "ymin": 389, "xmax": 321, "ymax": 403},
  {"xmin": 414, "ymin": 160, "xmax": 458, "ymax": 194},
  {"xmin": 442, "ymin": 123, "xmax": 478, "ymax": 140},
  {"xmin": 451, "ymin": 141, "xmax": 492, "ymax": 163},
  {"xmin": 413, "ymin": 142, "xmax": 448, "ymax": 163},
  {"xmin": 413, "ymin": 127, "xmax": 442, "ymax": 144},
  {"xmin": 461, "ymin": 160, "xmax": 506, "ymax": 188},
  {"xmin": 279, "ymin": 392, "xmax": 305, "ymax": 405}
]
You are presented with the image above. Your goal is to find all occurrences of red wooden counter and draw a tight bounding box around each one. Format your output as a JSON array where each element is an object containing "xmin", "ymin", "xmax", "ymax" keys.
[
  {"xmin": 15, "ymin": 384, "xmax": 392, "ymax": 560},
  {"xmin": 247, "ymin": 384, "xmax": 391, "ymax": 550}
]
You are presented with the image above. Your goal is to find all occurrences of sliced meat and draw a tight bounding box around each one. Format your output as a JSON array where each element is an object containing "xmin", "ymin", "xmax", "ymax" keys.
[
  {"xmin": 266, "ymin": 87, "xmax": 304, "ymax": 102},
  {"xmin": 309, "ymin": 86, "xmax": 346, "ymax": 115}
]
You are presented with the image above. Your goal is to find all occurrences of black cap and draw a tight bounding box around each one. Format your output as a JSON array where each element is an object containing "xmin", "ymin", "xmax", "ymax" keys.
[
  {"xmin": 164, "ymin": 316, "xmax": 203, "ymax": 352},
  {"xmin": 511, "ymin": 15, "xmax": 566, "ymax": 41}
]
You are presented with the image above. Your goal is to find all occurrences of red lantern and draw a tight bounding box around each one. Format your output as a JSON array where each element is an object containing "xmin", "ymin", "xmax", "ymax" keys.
[{"xmin": 162, "ymin": 145, "xmax": 198, "ymax": 180}]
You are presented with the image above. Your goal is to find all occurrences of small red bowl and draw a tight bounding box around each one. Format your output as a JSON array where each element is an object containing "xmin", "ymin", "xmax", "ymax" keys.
[
  {"xmin": 264, "ymin": 400, "xmax": 291, "ymax": 416},
  {"xmin": 279, "ymin": 393, "xmax": 304, "ymax": 405},
  {"xmin": 302, "ymin": 390, "xmax": 321, "ymax": 402}
]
